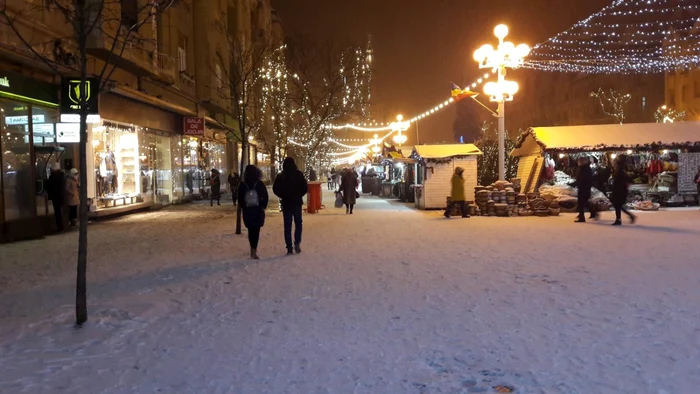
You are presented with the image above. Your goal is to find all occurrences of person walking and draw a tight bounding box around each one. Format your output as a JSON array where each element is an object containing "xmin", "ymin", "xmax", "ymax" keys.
[
  {"xmin": 694, "ymin": 166, "xmax": 700, "ymax": 205},
  {"xmin": 610, "ymin": 155, "xmax": 636, "ymax": 226},
  {"xmin": 309, "ymin": 168, "xmax": 317, "ymax": 182},
  {"xmin": 65, "ymin": 168, "xmax": 80, "ymax": 227},
  {"xmin": 273, "ymin": 157, "xmax": 308, "ymax": 255},
  {"xmin": 45, "ymin": 163, "xmax": 66, "ymax": 233},
  {"xmin": 326, "ymin": 170, "xmax": 333, "ymax": 190},
  {"xmin": 340, "ymin": 168, "xmax": 358, "ymax": 214},
  {"xmin": 228, "ymin": 170, "xmax": 240, "ymax": 206},
  {"xmin": 444, "ymin": 167, "xmax": 470, "ymax": 218},
  {"xmin": 238, "ymin": 165, "xmax": 269, "ymax": 259},
  {"xmin": 210, "ymin": 169, "xmax": 221, "ymax": 206},
  {"xmin": 570, "ymin": 156, "xmax": 594, "ymax": 223}
]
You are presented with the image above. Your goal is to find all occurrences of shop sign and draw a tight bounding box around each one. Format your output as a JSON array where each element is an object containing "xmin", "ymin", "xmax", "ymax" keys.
[
  {"xmin": 184, "ymin": 117, "xmax": 205, "ymax": 136},
  {"xmin": 0, "ymin": 71, "xmax": 58, "ymax": 105},
  {"xmin": 4, "ymin": 114, "xmax": 45, "ymax": 125},
  {"xmin": 56, "ymin": 122, "xmax": 81, "ymax": 143},
  {"xmin": 25, "ymin": 123, "xmax": 55, "ymax": 136},
  {"xmin": 60, "ymin": 113, "xmax": 101, "ymax": 124},
  {"xmin": 60, "ymin": 77, "xmax": 99, "ymax": 115}
]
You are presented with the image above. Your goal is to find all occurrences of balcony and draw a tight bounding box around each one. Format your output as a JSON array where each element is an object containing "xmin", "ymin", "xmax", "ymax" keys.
[{"xmin": 86, "ymin": 26, "xmax": 176, "ymax": 85}]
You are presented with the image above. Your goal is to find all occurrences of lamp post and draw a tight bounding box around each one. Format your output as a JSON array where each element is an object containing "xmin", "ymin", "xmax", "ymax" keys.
[
  {"xmin": 392, "ymin": 114, "xmax": 409, "ymax": 146},
  {"xmin": 473, "ymin": 24, "xmax": 530, "ymax": 181}
]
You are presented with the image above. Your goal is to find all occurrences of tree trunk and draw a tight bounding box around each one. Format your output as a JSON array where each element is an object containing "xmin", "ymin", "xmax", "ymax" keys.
[
  {"xmin": 235, "ymin": 139, "xmax": 248, "ymax": 235},
  {"xmin": 75, "ymin": 0, "xmax": 88, "ymax": 326}
]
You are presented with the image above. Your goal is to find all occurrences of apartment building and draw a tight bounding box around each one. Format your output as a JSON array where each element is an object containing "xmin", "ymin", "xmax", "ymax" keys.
[
  {"xmin": 0, "ymin": 0, "xmax": 282, "ymax": 241},
  {"xmin": 666, "ymin": 69, "xmax": 700, "ymax": 120}
]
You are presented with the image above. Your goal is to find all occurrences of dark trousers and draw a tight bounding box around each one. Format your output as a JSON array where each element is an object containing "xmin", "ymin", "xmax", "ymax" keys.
[
  {"xmin": 345, "ymin": 203, "xmax": 354, "ymax": 213},
  {"xmin": 445, "ymin": 200, "xmax": 467, "ymax": 217},
  {"xmin": 52, "ymin": 200, "xmax": 64, "ymax": 232},
  {"xmin": 68, "ymin": 205, "xmax": 78, "ymax": 222},
  {"xmin": 248, "ymin": 227, "xmax": 261, "ymax": 249},
  {"xmin": 210, "ymin": 189, "xmax": 220, "ymax": 205},
  {"xmin": 231, "ymin": 188, "xmax": 238, "ymax": 205},
  {"xmin": 577, "ymin": 194, "xmax": 591, "ymax": 219},
  {"xmin": 614, "ymin": 203, "xmax": 633, "ymax": 221},
  {"xmin": 282, "ymin": 205, "xmax": 303, "ymax": 248}
]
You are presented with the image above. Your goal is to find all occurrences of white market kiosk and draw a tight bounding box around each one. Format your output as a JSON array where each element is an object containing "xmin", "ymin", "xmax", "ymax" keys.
[
  {"xmin": 411, "ymin": 144, "xmax": 482, "ymax": 209},
  {"xmin": 511, "ymin": 122, "xmax": 700, "ymax": 198}
]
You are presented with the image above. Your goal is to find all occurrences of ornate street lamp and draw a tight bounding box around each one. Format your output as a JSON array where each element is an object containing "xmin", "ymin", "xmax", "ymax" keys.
[
  {"xmin": 474, "ymin": 24, "xmax": 530, "ymax": 181},
  {"xmin": 392, "ymin": 114, "xmax": 409, "ymax": 146}
]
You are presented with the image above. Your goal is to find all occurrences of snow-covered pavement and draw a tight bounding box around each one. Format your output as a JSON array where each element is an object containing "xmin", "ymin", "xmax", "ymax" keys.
[{"xmin": 1, "ymin": 193, "xmax": 699, "ymax": 394}]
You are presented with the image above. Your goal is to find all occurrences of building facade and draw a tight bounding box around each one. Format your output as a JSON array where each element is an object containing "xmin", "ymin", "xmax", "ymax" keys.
[{"xmin": 0, "ymin": 0, "xmax": 283, "ymax": 241}]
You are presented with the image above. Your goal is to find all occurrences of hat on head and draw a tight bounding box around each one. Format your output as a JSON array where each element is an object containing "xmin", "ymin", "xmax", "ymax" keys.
[{"xmin": 70, "ymin": 168, "xmax": 78, "ymax": 176}]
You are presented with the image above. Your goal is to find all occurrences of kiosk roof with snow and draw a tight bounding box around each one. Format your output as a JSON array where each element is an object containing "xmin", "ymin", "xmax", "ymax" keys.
[
  {"xmin": 412, "ymin": 144, "xmax": 482, "ymax": 160},
  {"xmin": 511, "ymin": 122, "xmax": 700, "ymax": 157}
]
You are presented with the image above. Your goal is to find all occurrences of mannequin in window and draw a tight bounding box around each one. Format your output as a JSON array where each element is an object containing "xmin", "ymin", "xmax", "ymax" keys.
[{"xmin": 103, "ymin": 144, "xmax": 117, "ymax": 195}]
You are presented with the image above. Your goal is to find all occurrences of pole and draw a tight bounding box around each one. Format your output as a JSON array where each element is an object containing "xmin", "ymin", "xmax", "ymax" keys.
[
  {"xmin": 498, "ymin": 100, "xmax": 505, "ymax": 181},
  {"xmin": 415, "ymin": 120, "xmax": 420, "ymax": 145},
  {"xmin": 497, "ymin": 65, "xmax": 506, "ymax": 181}
]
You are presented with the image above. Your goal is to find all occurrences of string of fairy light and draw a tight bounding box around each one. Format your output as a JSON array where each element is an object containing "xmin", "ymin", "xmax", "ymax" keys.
[{"xmin": 526, "ymin": 0, "xmax": 700, "ymax": 73}]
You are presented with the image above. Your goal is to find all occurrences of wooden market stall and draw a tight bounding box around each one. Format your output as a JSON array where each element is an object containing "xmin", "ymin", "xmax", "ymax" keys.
[
  {"xmin": 410, "ymin": 144, "xmax": 482, "ymax": 209},
  {"xmin": 511, "ymin": 122, "xmax": 700, "ymax": 205}
]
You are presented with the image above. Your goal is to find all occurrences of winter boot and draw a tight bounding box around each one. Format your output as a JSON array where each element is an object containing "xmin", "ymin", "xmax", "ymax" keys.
[
  {"xmin": 251, "ymin": 249, "xmax": 259, "ymax": 259},
  {"xmin": 294, "ymin": 244, "xmax": 302, "ymax": 254},
  {"xmin": 287, "ymin": 247, "xmax": 294, "ymax": 255},
  {"xmin": 612, "ymin": 220, "xmax": 622, "ymax": 226}
]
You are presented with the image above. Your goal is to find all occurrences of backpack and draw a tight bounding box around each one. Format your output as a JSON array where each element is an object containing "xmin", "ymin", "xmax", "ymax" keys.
[{"xmin": 244, "ymin": 182, "xmax": 260, "ymax": 207}]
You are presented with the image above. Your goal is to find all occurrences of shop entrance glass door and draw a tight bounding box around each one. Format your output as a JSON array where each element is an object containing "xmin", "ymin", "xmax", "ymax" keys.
[{"xmin": 1, "ymin": 99, "xmax": 34, "ymax": 221}]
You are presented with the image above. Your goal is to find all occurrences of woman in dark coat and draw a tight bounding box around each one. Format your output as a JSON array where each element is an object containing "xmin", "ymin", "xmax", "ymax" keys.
[
  {"xmin": 228, "ymin": 170, "xmax": 240, "ymax": 206},
  {"xmin": 210, "ymin": 169, "xmax": 221, "ymax": 206},
  {"xmin": 237, "ymin": 165, "xmax": 269, "ymax": 259},
  {"xmin": 610, "ymin": 155, "xmax": 636, "ymax": 226},
  {"xmin": 570, "ymin": 156, "xmax": 594, "ymax": 223},
  {"xmin": 340, "ymin": 168, "xmax": 358, "ymax": 214}
]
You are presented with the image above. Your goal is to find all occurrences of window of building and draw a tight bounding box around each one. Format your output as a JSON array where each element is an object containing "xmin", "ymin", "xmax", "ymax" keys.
[
  {"xmin": 178, "ymin": 46, "xmax": 187, "ymax": 72},
  {"xmin": 215, "ymin": 64, "xmax": 223, "ymax": 90},
  {"xmin": 120, "ymin": 0, "xmax": 138, "ymax": 28}
]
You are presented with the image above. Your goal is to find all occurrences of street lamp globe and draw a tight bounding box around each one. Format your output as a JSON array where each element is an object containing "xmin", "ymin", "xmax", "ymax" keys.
[{"xmin": 494, "ymin": 24, "xmax": 509, "ymax": 40}]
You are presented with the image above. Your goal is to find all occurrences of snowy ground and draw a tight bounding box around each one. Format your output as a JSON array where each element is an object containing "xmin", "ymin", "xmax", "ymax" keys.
[{"xmin": 1, "ymin": 191, "xmax": 699, "ymax": 394}]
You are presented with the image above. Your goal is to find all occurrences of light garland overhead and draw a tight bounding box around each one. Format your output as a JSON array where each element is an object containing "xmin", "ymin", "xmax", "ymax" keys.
[
  {"xmin": 526, "ymin": 0, "xmax": 700, "ymax": 74},
  {"xmin": 328, "ymin": 72, "xmax": 492, "ymax": 133}
]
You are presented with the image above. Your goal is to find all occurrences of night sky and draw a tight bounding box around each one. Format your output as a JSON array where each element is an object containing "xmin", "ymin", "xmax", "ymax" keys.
[{"xmin": 272, "ymin": 0, "xmax": 611, "ymax": 144}]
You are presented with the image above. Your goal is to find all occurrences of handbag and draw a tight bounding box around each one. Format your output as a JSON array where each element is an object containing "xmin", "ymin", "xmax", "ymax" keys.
[
  {"xmin": 334, "ymin": 192, "xmax": 344, "ymax": 208},
  {"xmin": 355, "ymin": 191, "xmax": 360, "ymax": 199}
]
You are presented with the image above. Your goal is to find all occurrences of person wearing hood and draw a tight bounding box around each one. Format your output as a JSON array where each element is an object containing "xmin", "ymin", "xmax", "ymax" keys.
[
  {"xmin": 569, "ymin": 156, "xmax": 594, "ymax": 223},
  {"xmin": 45, "ymin": 162, "xmax": 66, "ymax": 233},
  {"xmin": 339, "ymin": 167, "xmax": 358, "ymax": 214},
  {"xmin": 238, "ymin": 165, "xmax": 269, "ymax": 259},
  {"xmin": 210, "ymin": 169, "xmax": 221, "ymax": 206},
  {"xmin": 444, "ymin": 167, "xmax": 470, "ymax": 218},
  {"xmin": 65, "ymin": 168, "xmax": 80, "ymax": 227},
  {"xmin": 273, "ymin": 157, "xmax": 308, "ymax": 255}
]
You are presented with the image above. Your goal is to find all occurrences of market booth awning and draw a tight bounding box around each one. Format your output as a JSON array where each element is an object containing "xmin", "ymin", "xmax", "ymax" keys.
[
  {"xmin": 511, "ymin": 121, "xmax": 700, "ymax": 157},
  {"xmin": 412, "ymin": 144, "xmax": 483, "ymax": 159}
]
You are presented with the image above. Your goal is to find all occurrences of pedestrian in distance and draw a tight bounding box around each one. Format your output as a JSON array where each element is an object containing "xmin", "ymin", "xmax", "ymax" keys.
[
  {"xmin": 444, "ymin": 166, "xmax": 470, "ymax": 218},
  {"xmin": 326, "ymin": 170, "xmax": 333, "ymax": 190},
  {"xmin": 309, "ymin": 168, "xmax": 317, "ymax": 182},
  {"xmin": 340, "ymin": 168, "xmax": 358, "ymax": 214},
  {"xmin": 45, "ymin": 162, "xmax": 66, "ymax": 233},
  {"xmin": 65, "ymin": 168, "xmax": 80, "ymax": 227},
  {"xmin": 570, "ymin": 156, "xmax": 595, "ymax": 223},
  {"xmin": 610, "ymin": 155, "xmax": 636, "ymax": 226},
  {"xmin": 238, "ymin": 165, "xmax": 269, "ymax": 259},
  {"xmin": 210, "ymin": 169, "xmax": 221, "ymax": 206},
  {"xmin": 273, "ymin": 157, "xmax": 308, "ymax": 255},
  {"xmin": 228, "ymin": 170, "xmax": 240, "ymax": 206}
]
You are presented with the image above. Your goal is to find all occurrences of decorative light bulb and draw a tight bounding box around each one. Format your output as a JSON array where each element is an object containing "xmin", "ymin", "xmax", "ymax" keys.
[{"xmin": 494, "ymin": 24, "xmax": 509, "ymax": 40}]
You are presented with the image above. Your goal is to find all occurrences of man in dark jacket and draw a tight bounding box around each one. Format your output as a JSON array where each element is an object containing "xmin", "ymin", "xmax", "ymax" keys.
[
  {"xmin": 273, "ymin": 157, "xmax": 308, "ymax": 255},
  {"xmin": 570, "ymin": 156, "xmax": 594, "ymax": 223},
  {"xmin": 45, "ymin": 163, "xmax": 66, "ymax": 233}
]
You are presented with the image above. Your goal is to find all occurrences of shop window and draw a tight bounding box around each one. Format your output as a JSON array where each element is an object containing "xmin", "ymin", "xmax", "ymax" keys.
[
  {"xmin": 92, "ymin": 121, "xmax": 140, "ymax": 206},
  {"xmin": 1, "ymin": 100, "xmax": 34, "ymax": 220},
  {"xmin": 182, "ymin": 136, "xmax": 203, "ymax": 196}
]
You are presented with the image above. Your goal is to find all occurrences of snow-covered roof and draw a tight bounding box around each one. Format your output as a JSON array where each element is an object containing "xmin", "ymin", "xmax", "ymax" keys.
[
  {"xmin": 413, "ymin": 144, "xmax": 482, "ymax": 159},
  {"xmin": 511, "ymin": 121, "xmax": 700, "ymax": 157}
]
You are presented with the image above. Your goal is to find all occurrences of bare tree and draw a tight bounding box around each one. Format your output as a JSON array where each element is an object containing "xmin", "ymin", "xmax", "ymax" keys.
[
  {"xmin": 1, "ymin": 0, "xmax": 174, "ymax": 325},
  {"xmin": 286, "ymin": 38, "xmax": 371, "ymax": 174},
  {"xmin": 590, "ymin": 88, "xmax": 632, "ymax": 124},
  {"xmin": 216, "ymin": 35, "xmax": 277, "ymax": 234}
]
